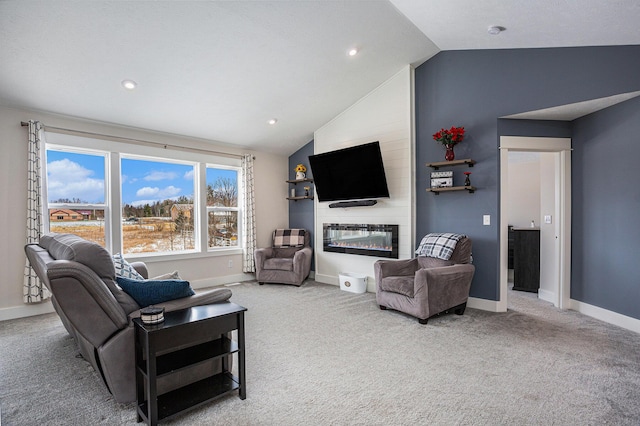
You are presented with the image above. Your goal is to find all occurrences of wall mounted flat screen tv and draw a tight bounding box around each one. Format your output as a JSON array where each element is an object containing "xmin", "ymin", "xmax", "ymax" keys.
[{"xmin": 308, "ymin": 141, "xmax": 390, "ymax": 202}]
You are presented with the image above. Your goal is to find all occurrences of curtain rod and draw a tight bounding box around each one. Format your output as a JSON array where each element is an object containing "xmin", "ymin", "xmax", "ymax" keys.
[{"xmin": 20, "ymin": 121, "xmax": 247, "ymax": 159}]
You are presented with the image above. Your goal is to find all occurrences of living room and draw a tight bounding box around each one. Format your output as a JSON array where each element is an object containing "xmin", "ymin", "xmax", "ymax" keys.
[{"xmin": 2, "ymin": 1, "xmax": 640, "ymax": 424}]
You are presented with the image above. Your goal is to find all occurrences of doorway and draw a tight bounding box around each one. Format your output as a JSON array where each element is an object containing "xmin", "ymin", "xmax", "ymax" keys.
[{"xmin": 498, "ymin": 136, "xmax": 572, "ymax": 312}]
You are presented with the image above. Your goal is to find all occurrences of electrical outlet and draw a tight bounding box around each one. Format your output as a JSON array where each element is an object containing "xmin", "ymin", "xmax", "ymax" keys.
[
  {"xmin": 483, "ymin": 215, "xmax": 491, "ymax": 226},
  {"xmin": 228, "ymin": 260, "xmax": 233, "ymax": 268}
]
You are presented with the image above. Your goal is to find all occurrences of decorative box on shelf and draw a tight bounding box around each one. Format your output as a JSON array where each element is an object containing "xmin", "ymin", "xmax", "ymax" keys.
[
  {"xmin": 425, "ymin": 158, "xmax": 477, "ymax": 195},
  {"xmin": 430, "ymin": 171, "xmax": 453, "ymax": 188}
]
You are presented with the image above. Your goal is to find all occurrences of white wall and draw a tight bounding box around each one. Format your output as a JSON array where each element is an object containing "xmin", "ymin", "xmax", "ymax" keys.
[
  {"xmin": 539, "ymin": 152, "xmax": 558, "ymax": 303},
  {"xmin": 506, "ymin": 150, "xmax": 558, "ymax": 303},
  {"xmin": 0, "ymin": 105, "xmax": 287, "ymax": 320},
  {"xmin": 507, "ymin": 152, "xmax": 540, "ymax": 228},
  {"xmin": 313, "ymin": 67, "xmax": 414, "ymax": 291}
]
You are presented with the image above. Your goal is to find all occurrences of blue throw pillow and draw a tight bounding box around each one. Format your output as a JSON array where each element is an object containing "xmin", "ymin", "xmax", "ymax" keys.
[{"xmin": 116, "ymin": 277, "xmax": 195, "ymax": 307}]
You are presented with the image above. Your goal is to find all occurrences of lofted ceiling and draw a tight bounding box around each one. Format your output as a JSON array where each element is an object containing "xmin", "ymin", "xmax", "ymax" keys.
[{"xmin": 1, "ymin": 1, "xmax": 639, "ymax": 156}]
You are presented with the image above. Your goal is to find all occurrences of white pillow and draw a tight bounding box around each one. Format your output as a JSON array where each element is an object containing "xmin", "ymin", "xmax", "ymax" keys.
[
  {"xmin": 112, "ymin": 253, "xmax": 144, "ymax": 280},
  {"xmin": 151, "ymin": 270, "xmax": 181, "ymax": 280}
]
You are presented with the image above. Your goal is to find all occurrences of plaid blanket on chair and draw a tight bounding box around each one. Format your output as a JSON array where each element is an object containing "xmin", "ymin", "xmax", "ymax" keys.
[
  {"xmin": 415, "ymin": 233, "xmax": 466, "ymax": 260},
  {"xmin": 273, "ymin": 229, "xmax": 306, "ymax": 248}
]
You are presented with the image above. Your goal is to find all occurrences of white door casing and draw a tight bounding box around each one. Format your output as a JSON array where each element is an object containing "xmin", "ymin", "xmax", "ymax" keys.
[{"xmin": 499, "ymin": 136, "xmax": 572, "ymax": 312}]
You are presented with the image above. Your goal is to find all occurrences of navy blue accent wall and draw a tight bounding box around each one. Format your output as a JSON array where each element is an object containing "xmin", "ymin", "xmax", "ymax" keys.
[
  {"xmin": 497, "ymin": 119, "xmax": 573, "ymax": 139},
  {"xmin": 288, "ymin": 140, "xmax": 315, "ymax": 271},
  {"xmin": 415, "ymin": 46, "xmax": 640, "ymax": 306},
  {"xmin": 571, "ymin": 96, "xmax": 640, "ymax": 318}
]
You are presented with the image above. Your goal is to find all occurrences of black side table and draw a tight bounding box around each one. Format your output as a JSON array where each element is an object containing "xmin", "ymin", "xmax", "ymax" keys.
[{"xmin": 134, "ymin": 302, "xmax": 247, "ymax": 425}]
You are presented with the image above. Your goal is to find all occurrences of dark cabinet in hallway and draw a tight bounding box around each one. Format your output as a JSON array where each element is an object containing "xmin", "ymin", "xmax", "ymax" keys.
[{"xmin": 512, "ymin": 228, "xmax": 540, "ymax": 293}]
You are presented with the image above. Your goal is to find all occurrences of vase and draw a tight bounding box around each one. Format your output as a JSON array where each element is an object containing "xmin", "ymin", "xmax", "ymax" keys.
[{"xmin": 445, "ymin": 145, "xmax": 455, "ymax": 161}]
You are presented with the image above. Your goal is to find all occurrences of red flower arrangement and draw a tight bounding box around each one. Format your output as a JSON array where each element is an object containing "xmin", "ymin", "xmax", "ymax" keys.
[{"xmin": 433, "ymin": 126, "xmax": 465, "ymax": 146}]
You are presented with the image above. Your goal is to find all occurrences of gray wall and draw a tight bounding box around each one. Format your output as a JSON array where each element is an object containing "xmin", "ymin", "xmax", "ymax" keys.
[
  {"xmin": 288, "ymin": 140, "xmax": 315, "ymax": 271},
  {"xmin": 571, "ymin": 96, "xmax": 640, "ymax": 318},
  {"xmin": 415, "ymin": 46, "xmax": 640, "ymax": 312}
]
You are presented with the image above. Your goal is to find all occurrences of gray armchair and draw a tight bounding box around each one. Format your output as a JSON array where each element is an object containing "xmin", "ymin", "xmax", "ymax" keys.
[
  {"xmin": 254, "ymin": 229, "xmax": 312, "ymax": 286},
  {"xmin": 374, "ymin": 235, "xmax": 475, "ymax": 324},
  {"xmin": 25, "ymin": 233, "xmax": 233, "ymax": 403}
]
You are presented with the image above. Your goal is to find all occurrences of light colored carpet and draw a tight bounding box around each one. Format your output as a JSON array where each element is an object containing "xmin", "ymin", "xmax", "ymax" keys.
[{"xmin": 1, "ymin": 280, "xmax": 640, "ymax": 425}]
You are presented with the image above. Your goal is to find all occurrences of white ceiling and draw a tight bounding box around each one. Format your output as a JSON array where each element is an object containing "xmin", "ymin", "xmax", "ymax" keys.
[{"xmin": 1, "ymin": 1, "xmax": 639, "ymax": 156}]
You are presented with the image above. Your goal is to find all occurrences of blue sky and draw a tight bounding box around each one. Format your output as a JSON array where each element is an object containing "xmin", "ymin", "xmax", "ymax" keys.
[{"xmin": 47, "ymin": 150, "xmax": 236, "ymax": 206}]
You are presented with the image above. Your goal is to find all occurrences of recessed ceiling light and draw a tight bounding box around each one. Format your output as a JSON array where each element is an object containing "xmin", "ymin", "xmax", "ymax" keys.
[
  {"xmin": 348, "ymin": 48, "xmax": 358, "ymax": 56},
  {"xmin": 487, "ymin": 26, "xmax": 505, "ymax": 35},
  {"xmin": 121, "ymin": 79, "xmax": 137, "ymax": 90},
  {"xmin": 268, "ymin": 118, "xmax": 278, "ymax": 125}
]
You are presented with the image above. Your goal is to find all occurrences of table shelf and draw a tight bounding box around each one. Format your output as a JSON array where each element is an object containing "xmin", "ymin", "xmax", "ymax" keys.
[
  {"xmin": 134, "ymin": 303, "xmax": 246, "ymax": 426},
  {"xmin": 137, "ymin": 372, "xmax": 240, "ymax": 423}
]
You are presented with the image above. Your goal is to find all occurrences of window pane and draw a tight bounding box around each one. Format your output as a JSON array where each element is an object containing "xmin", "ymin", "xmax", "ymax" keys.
[
  {"xmin": 121, "ymin": 158, "xmax": 195, "ymax": 254},
  {"xmin": 49, "ymin": 209, "xmax": 106, "ymax": 247},
  {"xmin": 46, "ymin": 150, "xmax": 105, "ymax": 203},
  {"xmin": 206, "ymin": 168, "xmax": 238, "ymax": 207},
  {"xmin": 208, "ymin": 211, "xmax": 238, "ymax": 247}
]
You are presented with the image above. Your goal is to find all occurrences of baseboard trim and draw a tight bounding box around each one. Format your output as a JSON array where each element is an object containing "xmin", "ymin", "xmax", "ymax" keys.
[
  {"xmin": 0, "ymin": 301, "xmax": 55, "ymax": 322},
  {"xmin": 467, "ymin": 297, "xmax": 501, "ymax": 312},
  {"xmin": 570, "ymin": 299, "xmax": 640, "ymax": 334},
  {"xmin": 314, "ymin": 273, "xmax": 339, "ymax": 286},
  {"xmin": 190, "ymin": 273, "xmax": 256, "ymax": 289},
  {"xmin": 538, "ymin": 289, "xmax": 556, "ymax": 304}
]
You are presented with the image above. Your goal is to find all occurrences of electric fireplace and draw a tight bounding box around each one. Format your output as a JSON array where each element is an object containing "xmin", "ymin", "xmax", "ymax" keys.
[{"xmin": 323, "ymin": 223, "xmax": 399, "ymax": 258}]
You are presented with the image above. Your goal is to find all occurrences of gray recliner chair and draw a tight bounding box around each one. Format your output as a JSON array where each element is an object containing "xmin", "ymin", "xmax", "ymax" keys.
[
  {"xmin": 374, "ymin": 235, "xmax": 475, "ymax": 324},
  {"xmin": 25, "ymin": 233, "xmax": 233, "ymax": 403},
  {"xmin": 254, "ymin": 229, "xmax": 312, "ymax": 286}
]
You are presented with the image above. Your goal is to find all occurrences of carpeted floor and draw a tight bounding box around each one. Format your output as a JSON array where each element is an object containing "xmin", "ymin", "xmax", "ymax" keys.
[{"xmin": 1, "ymin": 280, "xmax": 639, "ymax": 425}]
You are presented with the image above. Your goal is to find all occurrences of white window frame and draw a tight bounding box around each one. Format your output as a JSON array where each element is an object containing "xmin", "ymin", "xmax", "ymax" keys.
[
  {"xmin": 205, "ymin": 164, "xmax": 242, "ymax": 251},
  {"xmin": 45, "ymin": 145, "xmax": 111, "ymax": 248},
  {"xmin": 43, "ymin": 132, "xmax": 243, "ymax": 261},
  {"xmin": 120, "ymin": 153, "xmax": 200, "ymax": 256}
]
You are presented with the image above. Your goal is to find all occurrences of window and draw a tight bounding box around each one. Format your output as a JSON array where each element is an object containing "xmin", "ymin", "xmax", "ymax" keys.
[
  {"xmin": 206, "ymin": 167, "xmax": 239, "ymax": 248},
  {"xmin": 43, "ymin": 135, "xmax": 243, "ymax": 259},
  {"xmin": 46, "ymin": 149, "xmax": 107, "ymax": 247},
  {"xmin": 121, "ymin": 157, "xmax": 196, "ymax": 255}
]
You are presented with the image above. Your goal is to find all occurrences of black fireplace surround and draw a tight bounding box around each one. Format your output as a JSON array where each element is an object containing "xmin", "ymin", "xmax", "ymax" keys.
[{"xmin": 323, "ymin": 223, "xmax": 399, "ymax": 258}]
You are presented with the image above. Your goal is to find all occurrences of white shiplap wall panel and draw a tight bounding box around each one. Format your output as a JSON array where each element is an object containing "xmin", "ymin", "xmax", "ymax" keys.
[{"xmin": 313, "ymin": 67, "xmax": 414, "ymax": 290}]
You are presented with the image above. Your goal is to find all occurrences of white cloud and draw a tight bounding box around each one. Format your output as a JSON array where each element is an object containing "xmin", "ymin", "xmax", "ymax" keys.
[
  {"xmin": 47, "ymin": 159, "xmax": 104, "ymax": 203},
  {"xmin": 158, "ymin": 186, "xmax": 181, "ymax": 198},
  {"xmin": 144, "ymin": 171, "xmax": 178, "ymax": 181},
  {"xmin": 183, "ymin": 170, "xmax": 194, "ymax": 180},
  {"xmin": 136, "ymin": 187, "xmax": 159, "ymax": 197},
  {"xmin": 135, "ymin": 185, "xmax": 182, "ymax": 200}
]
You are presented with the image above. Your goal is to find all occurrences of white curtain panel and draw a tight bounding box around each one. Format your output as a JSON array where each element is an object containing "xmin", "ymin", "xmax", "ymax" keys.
[
  {"xmin": 241, "ymin": 154, "xmax": 257, "ymax": 273},
  {"xmin": 24, "ymin": 120, "xmax": 50, "ymax": 303}
]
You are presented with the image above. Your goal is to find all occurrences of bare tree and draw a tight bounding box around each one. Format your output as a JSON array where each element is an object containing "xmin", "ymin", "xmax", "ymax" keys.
[{"xmin": 208, "ymin": 177, "xmax": 237, "ymax": 207}]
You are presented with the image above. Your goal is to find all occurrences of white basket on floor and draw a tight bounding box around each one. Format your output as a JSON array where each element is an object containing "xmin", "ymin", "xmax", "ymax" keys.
[{"xmin": 339, "ymin": 272, "xmax": 367, "ymax": 294}]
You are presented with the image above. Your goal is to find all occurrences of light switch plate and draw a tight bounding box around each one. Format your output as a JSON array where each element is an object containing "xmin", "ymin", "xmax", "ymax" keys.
[
  {"xmin": 483, "ymin": 215, "xmax": 490, "ymax": 226},
  {"xmin": 544, "ymin": 215, "xmax": 552, "ymax": 224}
]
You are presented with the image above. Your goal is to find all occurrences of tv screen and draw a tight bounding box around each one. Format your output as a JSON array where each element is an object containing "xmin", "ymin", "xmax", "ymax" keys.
[{"xmin": 308, "ymin": 141, "xmax": 390, "ymax": 202}]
